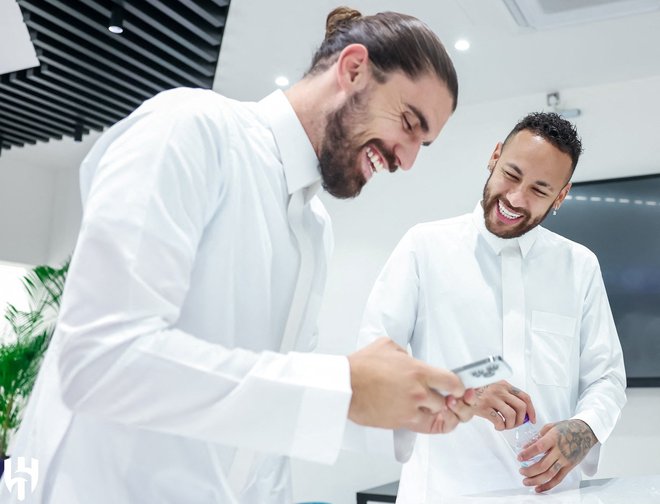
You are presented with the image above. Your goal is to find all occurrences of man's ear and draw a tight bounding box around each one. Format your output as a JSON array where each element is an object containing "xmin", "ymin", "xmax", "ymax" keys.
[
  {"xmin": 335, "ymin": 44, "xmax": 370, "ymax": 93},
  {"xmin": 554, "ymin": 182, "xmax": 572, "ymax": 209},
  {"xmin": 487, "ymin": 142, "xmax": 503, "ymax": 172}
]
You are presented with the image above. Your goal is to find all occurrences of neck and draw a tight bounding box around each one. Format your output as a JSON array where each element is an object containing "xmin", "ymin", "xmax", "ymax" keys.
[{"xmin": 285, "ymin": 71, "xmax": 343, "ymax": 158}]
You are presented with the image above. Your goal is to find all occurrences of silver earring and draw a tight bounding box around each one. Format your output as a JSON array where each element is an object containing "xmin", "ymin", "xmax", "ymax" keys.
[{"xmin": 553, "ymin": 208, "xmax": 558, "ymax": 216}]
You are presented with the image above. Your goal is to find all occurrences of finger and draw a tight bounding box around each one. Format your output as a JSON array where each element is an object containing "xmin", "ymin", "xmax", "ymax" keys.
[
  {"xmin": 499, "ymin": 395, "xmax": 526, "ymax": 429},
  {"xmin": 504, "ymin": 395, "xmax": 530, "ymax": 427},
  {"xmin": 493, "ymin": 401, "xmax": 517, "ymax": 430},
  {"xmin": 438, "ymin": 409, "xmax": 461, "ymax": 434},
  {"xmin": 539, "ymin": 422, "xmax": 555, "ymax": 437},
  {"xmin": 535, "ymin": 465, "xmax": 571, "ymax": 493},
  {"xmin": 518, "ymin": 435, "xmax": 552, "ymax": 464},
  {"xmin": 420, "ymin": 388, "xmax": 448, "ymax": 416},
  {"xmin": 462, "ymin": 388, "xmax": 477, "ymax": 407},
  {"xmin": 421, "ymin": 408, "xmax": 460, "ymax": 435},
  {"xmin": 519, "ymin": 450, "xmax": 555, "ymax": 478},
  {"xmin": 426, "ymin": 367, "xmax": 465, "ymax": 398},
  {"xmin": 508, "ymin": 385, "xmax": 537, "ymax": 424},
  {"xmin": 525, "ymin": 394, "xmax": 537, "ymax": 425},
  {"xmin": 521, "ymin": 454, "xmax": 563, "ymax": 487},
  {"xmin": 487, "ymin": 408, "xmax": 506, "ymax": 431},
  {"xmin": 447, "ymin": 396, "xmax": 474, "ymax": 423},
  {"xmin": 522, "ymin": 458, "xmax": 562, "ymax": 487}
]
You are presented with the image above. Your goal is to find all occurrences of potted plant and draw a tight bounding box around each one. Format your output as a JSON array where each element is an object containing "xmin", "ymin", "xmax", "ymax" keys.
[{"xmin": 0, "ymin": 261, "xmax": 69, "ymax": 470}]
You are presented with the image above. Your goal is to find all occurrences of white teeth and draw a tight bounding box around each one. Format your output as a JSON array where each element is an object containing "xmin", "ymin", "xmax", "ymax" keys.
[
  {"xmin": 498, "ymin": 200, "xmax": 522, "ymax": 219},
  {"xmin": 366, "ymin": 146, "xmax": 386, "ymax": 173}
]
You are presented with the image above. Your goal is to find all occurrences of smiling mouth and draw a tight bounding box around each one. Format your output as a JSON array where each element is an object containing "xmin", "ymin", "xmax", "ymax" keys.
[
  {"xmin": 366, "ymin": 145, "xmax": 387, "ymax": 174},
  {"xmin": 497, "ymin": 200, "xmax": 524, "ymax": 220}
]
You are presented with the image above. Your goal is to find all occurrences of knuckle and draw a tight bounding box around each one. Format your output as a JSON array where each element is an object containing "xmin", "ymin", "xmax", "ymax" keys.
[{"xmin": 410, "ymin": 387, "xmax": 428, "ymax": 404}]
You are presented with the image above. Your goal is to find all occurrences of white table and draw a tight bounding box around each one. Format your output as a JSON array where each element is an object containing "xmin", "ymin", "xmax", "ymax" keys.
[{"xmin": 442, "ymin": 475, "xmax": 660, "ymax": 503}]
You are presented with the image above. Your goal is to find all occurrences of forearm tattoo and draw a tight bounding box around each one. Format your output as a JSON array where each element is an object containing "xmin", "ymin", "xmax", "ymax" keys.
[{"xmin": 556, "ymin": 420, "xmax": 597, "ymax": 463}]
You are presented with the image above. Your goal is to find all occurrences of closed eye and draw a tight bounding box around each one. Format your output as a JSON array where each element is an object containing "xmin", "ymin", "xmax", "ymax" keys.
[
  {"xmin": 504, "ymin": 170, "xmax": 519, "ymax": 181},
  {"xmin": 402, "ymin": 114, "xmax": 413, "ymax": 132}
]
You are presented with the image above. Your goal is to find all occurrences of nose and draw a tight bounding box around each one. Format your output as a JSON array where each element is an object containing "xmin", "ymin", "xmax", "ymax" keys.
[
  {"xmin": 506, "ymin": 185, "xmax": 527, "ymax": 209},
  {"xmin": 394, "ymin": 141, "xmax": 423, "ymax": 171}
]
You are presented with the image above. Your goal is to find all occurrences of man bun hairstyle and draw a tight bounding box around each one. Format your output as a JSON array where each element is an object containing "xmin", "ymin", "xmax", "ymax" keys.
[
  {"xmin": 307, "ymin": 6, "xmax": 458, "ymax": 111},
  {"xmin": 325, "ymin": 6, "xmax": 362, "ymax": 38},
  {"xmin": 504, "ymin": 112, "xmax": 583, "ymax": 173}
]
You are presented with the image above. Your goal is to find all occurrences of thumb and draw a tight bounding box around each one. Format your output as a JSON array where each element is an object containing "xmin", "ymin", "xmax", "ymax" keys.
[{"xmin": 426, "ymin": 367, "xmax": 465, "ymax": 397}]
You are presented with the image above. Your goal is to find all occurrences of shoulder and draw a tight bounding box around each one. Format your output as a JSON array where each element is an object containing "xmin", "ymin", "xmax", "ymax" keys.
[
  {"xmin": 133, "ymin": 88, "xmax": 261, "ymax": 134},
  {"xmin": 385, "ymin": 213, "xmax": 473, "ymax": 263},
  {"xmin": 537, "ymin": 226, "xmax": 600, "ymax": 268},
  {"xmin": 140, "ymin": 87, "xmax": 243, "ymax": 112},
  {"xmin": 406, "ymin": 213, "xmax": 473, "ymax": 245}
]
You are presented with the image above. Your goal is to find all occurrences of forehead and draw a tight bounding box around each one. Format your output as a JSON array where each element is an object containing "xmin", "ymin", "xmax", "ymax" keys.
[
  {"xmin": 501, "ymin": 130, "xmax": 573, "ymax": 184},
  {"xmin": 378, "ymin": 71, "xmax": 454, "ymax": 137}
]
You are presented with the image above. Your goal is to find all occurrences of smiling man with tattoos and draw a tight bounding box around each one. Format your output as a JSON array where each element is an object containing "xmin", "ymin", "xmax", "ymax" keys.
[{"xmin": 358, "ymin": 113, "xmax": 626, "ymax": 501}]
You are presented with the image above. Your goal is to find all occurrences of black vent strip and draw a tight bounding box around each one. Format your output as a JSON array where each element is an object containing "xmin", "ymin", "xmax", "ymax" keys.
[
  {"xmin": 29, "ymin": 0, "xmax": 216, "ymax": 78},
  {"xmin": 77, "ymin": 1, "xmax": 216, "ymax": 75},
  {"xmin": 0, "ymin": 0, "xmax": 229, "ymax": 155}
]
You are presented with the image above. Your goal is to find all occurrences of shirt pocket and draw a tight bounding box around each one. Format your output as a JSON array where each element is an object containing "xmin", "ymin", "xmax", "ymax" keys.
[{"xmin": 530, "ymin": 311, "xmax": 577, "ymax": 387}]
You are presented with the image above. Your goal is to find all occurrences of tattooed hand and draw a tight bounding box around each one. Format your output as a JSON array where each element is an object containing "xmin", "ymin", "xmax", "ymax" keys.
[
  {"xmin": 518, "ymin": 419, "xmax": 598, "ymax": 493},
  {"xmin": 471, "ymin": 380, "xmax": 536, "ymax": 430}
]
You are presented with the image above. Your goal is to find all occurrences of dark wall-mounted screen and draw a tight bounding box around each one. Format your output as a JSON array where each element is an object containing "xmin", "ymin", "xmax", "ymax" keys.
[{"xmin": 543, "ymin": 174, "xmax": 660, "ymax": 387}]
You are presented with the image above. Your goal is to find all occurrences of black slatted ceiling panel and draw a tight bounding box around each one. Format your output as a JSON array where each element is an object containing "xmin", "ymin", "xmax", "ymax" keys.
[{"xmin": 0, "ymin": 0, "xmax": 230, "ymax": 154}]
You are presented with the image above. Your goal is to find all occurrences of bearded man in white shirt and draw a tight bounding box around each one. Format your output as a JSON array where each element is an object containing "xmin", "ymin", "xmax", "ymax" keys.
[
  {"xmin": 359, "ymin": 112, "xmax": 627, "ymax": 502},
  {"xmin": 1, "ymin": 6, "xmax": 479, "ymax": 504}
]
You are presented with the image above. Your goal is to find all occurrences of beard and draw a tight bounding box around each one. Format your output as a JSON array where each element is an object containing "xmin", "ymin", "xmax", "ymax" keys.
[
  {"xmin": 482, "ymin": 173, "xmax": 553, "ymax": 239},
  {"xmin": 319, "ymin": 89, "xmax": 396, "ymax": 199}
]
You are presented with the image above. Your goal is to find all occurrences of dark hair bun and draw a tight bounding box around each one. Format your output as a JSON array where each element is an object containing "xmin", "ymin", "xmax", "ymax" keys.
[{"xmin": 325, "ymin": 7, "xmax": 362, "ymax": 38}]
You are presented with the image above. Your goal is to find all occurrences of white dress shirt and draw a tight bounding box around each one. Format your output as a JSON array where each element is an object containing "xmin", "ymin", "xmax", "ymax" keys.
[
  {"xmin": 359, "ymin": 203, "xmax": 627, "ymax": 502},
  {"xmin": 2, "ymin": 88, "xmax": 352, "ymax": 504}
]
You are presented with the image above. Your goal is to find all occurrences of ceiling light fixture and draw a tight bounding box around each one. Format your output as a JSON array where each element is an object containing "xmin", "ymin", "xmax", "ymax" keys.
[
  {"xmin": 108, "ymin": 4, "xmax": 124, "ymax": 34},
  {"xmin": 547, "ymin": 91, "xmax": 581, "ymax": 119},
  {"xmin": 275, "ymin": 76, "xmax": 289, "ymax": 87},
  {"xmin": 454, "ymin": 39, "xmax": 470, "ymax": 51}
]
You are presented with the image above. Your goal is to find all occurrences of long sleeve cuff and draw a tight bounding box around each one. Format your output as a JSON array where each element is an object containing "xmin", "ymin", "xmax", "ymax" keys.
[{"xmin": 288, "ymin": 352, "xmax": 352, "ymax": 464}]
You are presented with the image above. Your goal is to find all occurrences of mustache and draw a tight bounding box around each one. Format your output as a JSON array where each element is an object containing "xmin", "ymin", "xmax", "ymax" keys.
[{"xmin": 365, "ymin": 139, "xmax": 397, "ymax": 172}]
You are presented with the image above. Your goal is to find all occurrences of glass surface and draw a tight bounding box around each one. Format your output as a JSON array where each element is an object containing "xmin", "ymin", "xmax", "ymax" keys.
[{"xmin": 543, "ymin": 174, "xmax": 660, "ymax": 385}]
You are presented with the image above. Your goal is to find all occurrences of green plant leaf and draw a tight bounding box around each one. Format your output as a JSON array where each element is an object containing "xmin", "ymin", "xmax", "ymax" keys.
[{"xmin": 0, "ymin": 259, "xmax": 69, "ymax": 457}]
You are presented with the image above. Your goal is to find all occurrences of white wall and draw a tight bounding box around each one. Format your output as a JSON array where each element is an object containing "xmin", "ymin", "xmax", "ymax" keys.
[
  {"xmin": 291, "ymin": 75, "xmax": 660, "ymax": 503},
  {"xmin": 0, "ymin": 261, "xmax": 29, "ymax": 344},
  {"xmin": 0, "ymin": 132, "xmax": 97, "ymax": 266},
  {"xmin": 46, "ymin": 164, "xmax": 82, "ymax": 265},
  {"xmin": 0, "ymin": 159, "xmax": 81, "ymax": 268},
  {"xmin": 0, "ymin": 154, "xmax": 55, "ymax": 265}
]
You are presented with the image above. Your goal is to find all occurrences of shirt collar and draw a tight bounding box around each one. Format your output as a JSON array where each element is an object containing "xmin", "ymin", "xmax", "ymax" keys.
[
  {"xmin": 472, "ymin": 201, "xmax": 539, "ymax": 258},
  {"xmin": 258, "ymin": 90, "xmax": 321, "ymax": 202}
]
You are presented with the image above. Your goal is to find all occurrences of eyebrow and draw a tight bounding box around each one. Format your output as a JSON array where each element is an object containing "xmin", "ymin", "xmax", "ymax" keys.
[
  {"xmin": 406, "ymin": 104, "xmax": 432, "ymax": 146},
  {"xmin": 506, "ymin": 163, "xmax": 554, "ymax": 191}
]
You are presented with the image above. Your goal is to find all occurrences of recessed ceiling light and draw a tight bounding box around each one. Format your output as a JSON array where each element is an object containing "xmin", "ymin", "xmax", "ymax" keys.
[
  {"xmin": 454, "ymin": 39, "xmax": 470, "ymax": 51},
  {"xmin": 275, "ymin": 76, "xmax": 289, "ymax": 87},
  {"xmin": 108, "ymin": 5, "xmax": 124, "ymax": 34}
]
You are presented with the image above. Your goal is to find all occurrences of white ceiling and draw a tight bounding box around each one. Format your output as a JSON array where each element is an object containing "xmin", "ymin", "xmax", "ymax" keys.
[
  {"xmin": 2, "ymin": 0, "xmax": 660, "ymax": 171},
  {"xmin": 0, "ymin": 0, "xmax": 39, "ymax": 74},
  {"xmin": 215, "ymin": 0, "xmax": 660, "ymax": 105}
]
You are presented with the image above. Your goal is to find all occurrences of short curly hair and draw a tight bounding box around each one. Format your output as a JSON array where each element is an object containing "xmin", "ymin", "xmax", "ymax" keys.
[{"xmin": 503, "ymin": 112, "xmax": 583, "ymax": 173}]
